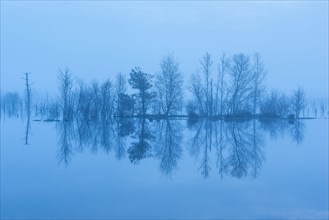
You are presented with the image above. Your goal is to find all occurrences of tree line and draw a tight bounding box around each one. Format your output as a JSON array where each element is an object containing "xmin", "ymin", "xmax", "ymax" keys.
[{"xmin": 1, "ymin": 52, "xmax": 327, "ymax": 120}]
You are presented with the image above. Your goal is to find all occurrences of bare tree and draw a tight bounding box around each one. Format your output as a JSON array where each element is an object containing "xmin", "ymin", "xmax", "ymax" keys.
[
  {"xmin": 1, "ymin": 92, "xmax": 22, "ymax": 117},
  {"xmin": 90, "ymin": 81, "xmax": 101, "ymax": 120},
  {"xmin": 312, "ymin": 102, "xmax": 317, "ymax": 118},
  {"xmin": 228, "ymin": 53, "xmax": 253, "ymax": 115},
  {"xmin": 101, "ymin": 79, "xmax": 114, "ymax": 120},
  {"xmin": 115, "ymin": 73, "xmax": 132, "ymax": 117},
  {"xmin": 251, "ymin": 53, "xmax": 266, "ymax": 115},
  {"xmin": 292, "ymin": 86, "xmax": 306, "ymax": 118},
  {"xmin": 155, "ymin": 55, "xmax": 183, "ymax": 116},
  {"xmin": 216, "ymin": 53, "xmax": 230, "ymax": 116},
  {"xmin": 320, "ymin": 102, "xmax": 326, "ymax": 117},
  {"xmin": 260, "ymin": 90, "xmax": 290, "ymax": 117},
  {"xmin": 189, "ymin": 73, "xmax": 205, "ymax": 115},
  {"xmin": 24, "ymin": 72, "xmax": 32, "ymax": 116},
  {"xmin": 200, "ymin": 53, "xmax": 213, "ymax": 116},
  {"xmin": 23, "ymin": 70, "xmax": 32, "ymax": 145},
  {"xmin": 58, "ymin": 67, "xmax": 74, "ymax": 121}
]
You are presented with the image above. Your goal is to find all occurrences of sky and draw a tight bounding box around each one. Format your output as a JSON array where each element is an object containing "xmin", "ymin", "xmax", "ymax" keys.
[{"xmin": 1, "ymin": 1, "xmax": 328, "ymax": 101}]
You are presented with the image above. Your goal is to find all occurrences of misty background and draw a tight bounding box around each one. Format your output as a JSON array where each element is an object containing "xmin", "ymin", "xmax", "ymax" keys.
[{"xmin": 1, "ymin": 1, "xmax": 328, "ymax": 102}]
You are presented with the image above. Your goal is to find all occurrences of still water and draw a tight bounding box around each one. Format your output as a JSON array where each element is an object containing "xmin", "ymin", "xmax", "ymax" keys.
[{"xmin": 1, "ymin": 117, "xmax": 328, "ymax": 219}]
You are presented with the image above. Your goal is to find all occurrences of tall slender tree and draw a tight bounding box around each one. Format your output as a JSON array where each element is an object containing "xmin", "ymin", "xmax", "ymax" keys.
[
  {"xmin": 251, "ymin": 53, "xmax": 267, "ymax": 115},
  {"xmin": 216, "ymin": 53, "xmax": 230, "ymax": 116},
  {"xmin": 200, "ymin": 53, "xmax": 213, "ymax": 116},
  {"xmin": 58, "ymin": 67, "xmax": 74, "ymax": 121},
  {"xmin": 228, "ymin": 53, "xmax": 253, "ymax": 115},
  {"xmin": 155, "ymin": 55, "xmax": 183, "ymax": 115}
]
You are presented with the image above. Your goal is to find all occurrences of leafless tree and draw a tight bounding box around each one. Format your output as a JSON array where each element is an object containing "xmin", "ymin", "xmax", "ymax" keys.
[
  {"xmin": 251, "ymin": 53, "xmax": 267, "ymax": 115},
  {"xmin": 189, "ymin": 73, "xmax": 205, "ymax": 115},
  {"xmin": 101, "ymin": 79, "xmax": 114, "ymax": 120},
  {"xmin": 90, "ymin": 81, "xmax": 101, "ymax": 120},
  {"xmin": 24, "ymin": 72, "xmax": 32, "ymax": 116},
  {"xmin": 200, "ymin": 53, "xmax": 214, "ymax": 116},
  {"xmin": 260, "ymin": 90, "xmax": 290, "ymax": 117},
  {"xmin": 155, "ymin": 55, "xmax": 183, "ymax": 115},
  {"xmin": 115, "ymin": 72, "xmax": 127, "ymax": 115},
  {"xmin": 216, "ymin": 53, "xmax": 230, "ymax": 116},
  {"xmin": 58, "ymin": 67, "xmax": 74, "ymax": 121},
  {"xmin": 1, "ymin": 92, "xmax": 22, "ymax": 118},
  {"xmin": 320, "ymin": 102, "xmax": 326, "ymax": 117},
  {"xmin": 227, "ymin": 53, "xmax": 253, "ymax": 115},
  {"xmin": 292, "ymin": 86, "xmax": 306, "ymax": 118}
]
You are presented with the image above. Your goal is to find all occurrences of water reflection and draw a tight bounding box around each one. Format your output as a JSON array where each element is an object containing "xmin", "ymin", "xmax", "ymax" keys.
[
  {"xmin": 24, "ymin": 114, "xmax": 31, "ymax": 145},
  {"xmin": 223, "ymin": 120, "xmax": 264, "ymax": 178},
  {"xmin": 290, "ymin": 120, "xmax": 305, "ymax": 145},
  {"xmin": 154, "ymin": 120, "xmax": 183, "ymax": 176},
  {"xmin": 57, "ymin": 120, "xmax": 74, "ymax": 165},
  {"xmin": 52, "ymin": 117, "xmax": 305, "ymax": 178},
  {"xmin": 128, "ymin": 118, "xmax": 153, "ymax": 164}
]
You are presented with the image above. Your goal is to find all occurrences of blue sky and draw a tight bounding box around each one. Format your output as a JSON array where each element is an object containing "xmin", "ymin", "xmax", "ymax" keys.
[{"xmin": 1, "ymin": 1, "xmax": 328, "ymax": 100}]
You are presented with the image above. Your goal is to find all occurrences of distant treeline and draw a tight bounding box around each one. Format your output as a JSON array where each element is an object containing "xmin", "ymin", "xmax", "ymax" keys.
[{"xmin": 1, "ymin": 53, "xmax": 328, "ymax": 120}]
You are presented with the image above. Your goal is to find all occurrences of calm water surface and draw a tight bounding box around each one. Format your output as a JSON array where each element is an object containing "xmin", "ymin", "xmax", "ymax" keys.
[{"xmin": 1, "ymin": 118, "xmax": 328, "ymax": 219}]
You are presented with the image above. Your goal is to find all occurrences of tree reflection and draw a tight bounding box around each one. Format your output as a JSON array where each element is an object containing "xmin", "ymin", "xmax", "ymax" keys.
[
  {"xmin": 290, "ymin": 120, "xmax": 305, "ymax": 145},
  {"xmin": 24, "ymin": 113, "xmax": 31, "ymax": 145},
  {"xmin": 127, "ymin": 118, "xmax": 153, "ymax": 164},
  {"xmin": 251, "ymin": 119, "xmax": 264, "ymax": 178},
  {"xmin": 188, "ymin": 119, "xmax": 213, "ymax": 179},
  {"xmin": 57, "ymin": 120, "xmax": 75, "ymax": 165},
  {"xmin": 223, "ymin": 121, "xmax": 253, "ymax": 178},
  {"xmin": 52, "ymin": 114, "xmax": 305, "ymax": 179},
  {"xmin": 154, "ymin": 120, "xmax": 183, "ymax": 176},
  {"xmin": 114, "ymin": 118, "xmax": 134, "ymax": 160},
  {"xmin": 215, "ymin": 120, "xmax": 226, "ymax": 179},
  {"xmin": 189, "ymin": 119, "xmax": 266, "ymax": 179}
]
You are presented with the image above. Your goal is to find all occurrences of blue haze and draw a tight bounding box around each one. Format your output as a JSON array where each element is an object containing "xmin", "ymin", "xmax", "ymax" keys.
[
  {"xmin": 1, "ymin": 1, "xmax": 328, "ymax": 100},
  {"xmin": 1, "ymin": 1, "xmax": 329, "ymax": 219}
]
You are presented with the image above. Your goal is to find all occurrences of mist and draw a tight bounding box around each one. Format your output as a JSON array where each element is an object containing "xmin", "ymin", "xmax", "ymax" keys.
[
  {"xmin": 1, "ymin": 2, "xmax": 328, "ymax": 219},
  {"xmin": 1, "ymin": 1, "xmax": 328, "ymax": 100}
]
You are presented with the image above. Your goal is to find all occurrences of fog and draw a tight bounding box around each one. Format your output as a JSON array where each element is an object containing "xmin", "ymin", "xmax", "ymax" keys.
[
  {"xmin": 1, "ymin": 2, "xmax": 327, "ymax": 96},
  {"xmin": 1, "ymin": 2, "xmax": 328, "ymax": 219}
]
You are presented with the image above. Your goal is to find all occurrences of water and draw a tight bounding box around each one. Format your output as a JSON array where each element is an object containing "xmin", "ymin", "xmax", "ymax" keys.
[{"xmin": 1, "ymin": 117, "xmax": 328, "ymax": 219}]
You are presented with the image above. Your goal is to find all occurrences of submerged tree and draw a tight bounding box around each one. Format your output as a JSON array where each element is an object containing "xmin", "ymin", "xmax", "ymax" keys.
[
  {"xmin": 155, "ymin": 55, "xmax": 183, "ymax": 115},
  {"xmin": 58, "ymin": 68, "xmax": 74, "ymax": 121},
  {"xmin": 24, "ymin": 72, "xmax": 32, "ymax": 116},
  {"xmin": 128, "ymin": 67, "xmax": 154, "ymax": 116},
  {"xmin": 1, "ymin": 92, "xmax": 22, "ymax": 118},
  {"xmin": 24, "ymin": 73, "xmax": 32, "ymax": 144}
]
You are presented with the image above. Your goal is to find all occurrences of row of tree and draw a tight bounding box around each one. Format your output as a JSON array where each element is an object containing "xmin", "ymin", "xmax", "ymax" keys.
[
  {"xmin": 1, "ymin": 52, "xmax": 327, "ymax": 120},
  {"xmin": 54, "ymin": 53, "xmax": 310, "ymax": 120}
]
